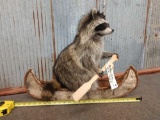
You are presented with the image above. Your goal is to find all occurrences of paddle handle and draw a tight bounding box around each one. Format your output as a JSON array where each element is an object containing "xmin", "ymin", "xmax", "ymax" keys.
[{"xmin": 72, "ymin": 54, "xmax": 118, "ymax": 101}]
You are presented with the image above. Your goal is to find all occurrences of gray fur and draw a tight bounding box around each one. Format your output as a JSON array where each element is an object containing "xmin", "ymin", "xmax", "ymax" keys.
[
  {"xmin": 54, "ymin": 9, "xmax": 116, "ymax": 91},
  {"xmin": 42, "ymin": 8, "xmax": 117, "ymax": 100}
]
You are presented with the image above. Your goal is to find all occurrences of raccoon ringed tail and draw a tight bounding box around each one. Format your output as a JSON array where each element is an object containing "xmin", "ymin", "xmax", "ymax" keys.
[{"xmin": 41, "ymin": 80, "xmax": 61, "ymax": 101}]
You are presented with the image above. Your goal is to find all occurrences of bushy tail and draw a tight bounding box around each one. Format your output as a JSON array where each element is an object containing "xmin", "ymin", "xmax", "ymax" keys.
[{"xmin": 41, "ymin": 79, "xmax": 61, "ymax": 100}]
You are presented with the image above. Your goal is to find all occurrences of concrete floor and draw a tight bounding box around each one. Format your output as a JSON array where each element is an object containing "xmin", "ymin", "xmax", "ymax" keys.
[{"xmin": 0, "ymin": 73, "xmax": 160, "ymax": 120}]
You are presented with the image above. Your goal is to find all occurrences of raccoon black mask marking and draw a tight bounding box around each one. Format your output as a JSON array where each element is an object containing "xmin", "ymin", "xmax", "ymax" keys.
[
  {"xmin": 95, "ymin": 22, "xmax": 109, "ymax": 31},
  {"xmin": 95, "ymin": 22, "xmax": 114, "ymax": 36}
]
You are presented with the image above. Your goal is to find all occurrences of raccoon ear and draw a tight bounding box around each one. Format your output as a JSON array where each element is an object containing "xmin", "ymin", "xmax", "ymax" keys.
[
  {"xmin": 97, "ymin": 11, "xmax": 106, "ymax": 19},
  {"xmin": 91, "ymin": 8, "xmax": 97, "ymax": 19}
]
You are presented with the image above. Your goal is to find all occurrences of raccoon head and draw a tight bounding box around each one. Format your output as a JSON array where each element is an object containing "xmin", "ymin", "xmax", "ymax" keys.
[
  {"xmin": 78, "ymin": 8, "xmax": 114, "ymax": 38},
  {"xmin": 92, "ymin": 9, "xmax": 114, "ymax": 36}
]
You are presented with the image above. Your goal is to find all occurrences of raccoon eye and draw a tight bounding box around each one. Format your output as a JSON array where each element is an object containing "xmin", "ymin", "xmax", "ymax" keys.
[{"xmin": 95, "ymin": 22, "xmax": 109, "ymax": 31}]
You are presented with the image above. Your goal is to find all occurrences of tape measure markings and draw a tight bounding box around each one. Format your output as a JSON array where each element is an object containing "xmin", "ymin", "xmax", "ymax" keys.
[
  {"xmin": 0, "ymin": 97, "xmax": 142, "ymax": 117},
  {"xmin": 14, "ymin": 97, "xmax": 142, "ymax": 107}
]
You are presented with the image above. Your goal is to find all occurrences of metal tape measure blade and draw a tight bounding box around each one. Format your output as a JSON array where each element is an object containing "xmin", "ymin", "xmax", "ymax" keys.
[
  {"xmin": 14, "ymin": 97, "xmax": 142, "ymax": 107},
  {"xmin": 0, "ymin": 97, "xmax": 142, "ymax": 117}
]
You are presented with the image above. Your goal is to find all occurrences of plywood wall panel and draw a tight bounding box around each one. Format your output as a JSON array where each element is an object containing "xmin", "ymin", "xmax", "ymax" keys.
[{"xmin": 0, "ymin": 0, "xmax": 159, "ymax": 88}]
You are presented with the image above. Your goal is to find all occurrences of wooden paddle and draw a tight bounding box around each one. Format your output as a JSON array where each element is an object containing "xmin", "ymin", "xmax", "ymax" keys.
[{"xmin": 72, "ymin": 54, "xmax": 119, "ymax": 101}]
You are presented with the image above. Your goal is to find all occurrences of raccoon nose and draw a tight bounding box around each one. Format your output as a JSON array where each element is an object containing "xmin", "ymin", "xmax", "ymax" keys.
[{"xmin": 112, "ymin": 29, "xmax": 114, "ymax": 32}]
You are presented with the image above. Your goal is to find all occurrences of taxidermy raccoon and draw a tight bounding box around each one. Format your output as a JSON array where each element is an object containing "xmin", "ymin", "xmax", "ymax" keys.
[{"xmin": 42, "ymin": 8, "xmax": 117, "ymax": 100}]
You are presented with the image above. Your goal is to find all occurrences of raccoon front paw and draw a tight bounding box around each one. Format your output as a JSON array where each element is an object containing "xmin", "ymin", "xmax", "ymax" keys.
[{"xmin": 98, "ymin": 71, "xmax": 104, "ymax": 78}]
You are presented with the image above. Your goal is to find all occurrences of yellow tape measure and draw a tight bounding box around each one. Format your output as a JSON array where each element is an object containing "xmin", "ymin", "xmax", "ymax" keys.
[{"xmin": 0, "ymin": 97, "xmax": 142, "ymax": 117}]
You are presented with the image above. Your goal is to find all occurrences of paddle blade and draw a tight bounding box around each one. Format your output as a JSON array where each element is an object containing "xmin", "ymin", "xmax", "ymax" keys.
[{"xmin": 72, "ymin": 82, "xmax": 91, "ymax": 101}]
